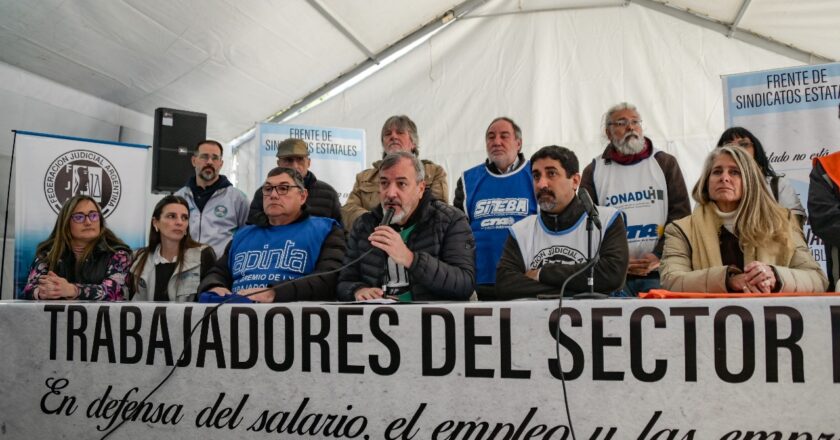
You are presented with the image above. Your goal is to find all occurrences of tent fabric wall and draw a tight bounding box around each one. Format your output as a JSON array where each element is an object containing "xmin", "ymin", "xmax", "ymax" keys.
[
  {"xmin": 236, "ymin": 4, "xmax": 802, "ymax": 202},
  {"xmin": 0, "ymin": 61, "xmax": 154, "ymax": 298}
]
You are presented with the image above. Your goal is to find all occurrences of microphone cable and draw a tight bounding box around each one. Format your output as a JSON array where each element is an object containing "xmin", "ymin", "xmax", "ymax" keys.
[
  {"xmin": 100, "ymin": 235, "xmax": 385, "ymax": 439},
  {"xmin": 552, "ymin": 211, "xmax": 605, "ymax": 440}
]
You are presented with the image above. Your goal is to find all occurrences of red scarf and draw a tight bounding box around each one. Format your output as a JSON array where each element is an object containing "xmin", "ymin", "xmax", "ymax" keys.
[{"xmin": 607, "ymin": 138, "xmax": 652, "ymax": 165}]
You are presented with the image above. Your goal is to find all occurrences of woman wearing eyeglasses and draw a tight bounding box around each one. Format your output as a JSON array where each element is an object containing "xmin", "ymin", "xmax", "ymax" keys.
[
  {"xmin": 21, "ymin": 195, "xmax": 132, "ymax": 300},
  {"xmin": 129, "ymin": 196, "xmax": 215, "ymax": 302},
  {"xmin": 716, "ymin": 127, "xmax": 806, "ymax": 226}
]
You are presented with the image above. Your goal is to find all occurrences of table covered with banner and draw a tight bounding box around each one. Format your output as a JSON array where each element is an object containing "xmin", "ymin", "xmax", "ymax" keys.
[{"xmin": 0, "ymin": 297, "xmax": 837, "ymax": 439}]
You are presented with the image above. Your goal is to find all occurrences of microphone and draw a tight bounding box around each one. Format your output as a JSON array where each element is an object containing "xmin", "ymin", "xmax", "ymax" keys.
[
  {"xmin": 379, "ymin": 207, "xmax": 397, "ymax": 296},
  {"xmin": 577, "ymin": 189, "xmax": 601, "ymax": 229},
  {"xmin": 380, "ymin": 207, "xmax": 396, "ymax": 226}
]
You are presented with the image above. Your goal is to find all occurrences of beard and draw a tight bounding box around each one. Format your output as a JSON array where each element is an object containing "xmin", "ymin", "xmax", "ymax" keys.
[
  {"xmin": 613, "ymin": 132, "xmax": 645, "ymax": 155},
  {"xmin": 199, "ymin": 166, "xmax": 217, "ymax": 181},
  {"xmin": 537, "ymin": 190, "xmax": 557, "ymax": 212},
  {"xmin": 382, "ymin": 199, "xmax": 413, "ymax": 225}
]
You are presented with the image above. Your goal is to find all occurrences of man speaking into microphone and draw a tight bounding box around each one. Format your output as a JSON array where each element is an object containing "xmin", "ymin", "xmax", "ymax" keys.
[
  {"xmin": 495, "ymin": 146, "xmax": 629, "ymax": 298},
  {"xmin": 338, "ymin": 151, "xmax": 476, "ymax": 302}
]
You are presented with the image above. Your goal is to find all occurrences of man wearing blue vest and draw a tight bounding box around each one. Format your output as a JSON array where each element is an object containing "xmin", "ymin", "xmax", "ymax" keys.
[
  {"xmin": 454, "ymin": 117, "xmax": 537, "ymax": 300},
  {"xmin": 580, "ymin": 103, "xmax": 690, "ymax": 296},
  {"xmin": 198, "ymin": 167, "xmax": 345, "ymax": 302},
  {"xmin": 496, "ymin": 146, "xmax": 629, "ymax": 298}
]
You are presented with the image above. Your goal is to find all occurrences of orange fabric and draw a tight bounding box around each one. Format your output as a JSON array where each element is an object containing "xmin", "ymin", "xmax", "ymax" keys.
[
  {"xmin": 640, "ymin": 289, "xmax": 840, "ymax": 299},
  {"xmin": 815, "ymin": 151, "xmax": 840, "ymax": 188}
]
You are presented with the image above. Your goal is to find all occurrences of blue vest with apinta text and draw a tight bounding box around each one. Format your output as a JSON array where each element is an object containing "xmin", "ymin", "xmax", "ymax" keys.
[
  {"xmin": 228, "ymin": 216, "xmax": 335, "ymax": 294},
  {"xmin": 463, "ymin": 160, "xmax": 537, "ymax": 284}
]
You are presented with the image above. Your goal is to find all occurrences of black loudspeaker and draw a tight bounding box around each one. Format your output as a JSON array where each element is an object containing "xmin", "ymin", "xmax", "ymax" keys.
[{"xmin": 152, "ymin": 108, "xmax": 207, "ymax": 193}]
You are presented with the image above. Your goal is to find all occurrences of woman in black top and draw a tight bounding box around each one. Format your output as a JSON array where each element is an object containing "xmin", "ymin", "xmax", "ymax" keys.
[{"xmin": 130, "ymin": 195, "xmax": 215, "ymax": 301}]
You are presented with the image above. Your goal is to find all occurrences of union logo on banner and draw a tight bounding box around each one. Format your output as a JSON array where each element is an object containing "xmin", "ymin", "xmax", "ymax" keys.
[{"xmin": 42, "ymin": 149, "xmax": 122, "ymax": 217}]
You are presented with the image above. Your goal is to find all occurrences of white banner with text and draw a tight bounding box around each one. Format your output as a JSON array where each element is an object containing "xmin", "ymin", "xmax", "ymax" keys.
[
  {"xmin": 0, "ymin": 298, "xmax": 837, "ymax": 439},
  {"xmin": 13, "ymin": 131, "xmax": 149, "ymax": 297},
  {"xmin": 722, "ymin": 62, "xmax": 840, "ymax": 271},
  {"xmin": 256, "ymin": 123, "xmax": 366, "ymax": 205}
]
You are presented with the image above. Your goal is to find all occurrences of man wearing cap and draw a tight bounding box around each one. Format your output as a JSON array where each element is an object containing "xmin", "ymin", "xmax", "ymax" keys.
[
  {"xmin": 175, "ymin": 139, "xmax": 249, "ymax": 257},
  {"xmin": 341, "ymin": 115, "xmax": 448, "ymax": 230},
  {"xmin": 248, "ymin": 137, "xmax": 342, "ymax": 225}
]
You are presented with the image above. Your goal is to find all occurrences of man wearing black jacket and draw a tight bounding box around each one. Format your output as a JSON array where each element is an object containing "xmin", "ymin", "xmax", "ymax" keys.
[
  {"xmin": 495, "ymin": 146, "xmax": 628, "ymax": 299},
  {"xmin": 338, "ymin": 152, "xmax": 475, "ymax": 302},
  {"xmin": 200, "ymin": 167, "xmax": 345, "ymax": 302},
  {"xmin": 248, "ymin": 138, "xmax": 342, "ymax": 225},
  {"xmin": 809, "ymin": 151, "xmax": 840, "ymax": 291}
]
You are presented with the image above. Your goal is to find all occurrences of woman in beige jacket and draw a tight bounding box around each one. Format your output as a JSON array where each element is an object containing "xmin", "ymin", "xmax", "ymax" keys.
[
  {"xmin": 661, "ymin": 146, "xmax": 826, "ymax": 293},
  {"xmin": 341, "ymin": 115, "xmax": 448, "ymax": 230}
]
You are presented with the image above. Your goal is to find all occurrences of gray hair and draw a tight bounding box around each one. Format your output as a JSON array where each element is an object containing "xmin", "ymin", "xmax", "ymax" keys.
[
  {"xmin": 266, "ymin": 166, "xmax": 305, "ymax": 188},
  {"xmin": 381, "ymin": 115, "xmax": 420, "ymax": 155},
  {"xmin": 603, "ymin": 102, "xmax": 640, "ymax": 131},
  {"xmin": 379, "ymin": 151, "xmax": 425, "ymax": 183},
  {"xmin": 486, "ymin": 116, "xmax": 522, "ymax": 141}
]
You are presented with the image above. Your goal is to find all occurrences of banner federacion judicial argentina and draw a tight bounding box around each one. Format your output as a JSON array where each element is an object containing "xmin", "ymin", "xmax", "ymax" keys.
[{"xmin": 13, "ymin": 131, "xmax": 149, "ymax": 296}]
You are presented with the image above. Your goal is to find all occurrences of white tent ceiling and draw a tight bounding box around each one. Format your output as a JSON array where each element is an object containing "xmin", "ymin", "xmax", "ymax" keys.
[{"xmin": 0, "ymin": 0, "xmax": 836, "ymax": 142}]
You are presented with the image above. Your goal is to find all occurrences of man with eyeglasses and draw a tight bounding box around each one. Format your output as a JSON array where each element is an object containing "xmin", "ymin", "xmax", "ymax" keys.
[
  {"xmin": 175, "ymin": 140, "xmax": 249, "ymax": 257},
  {"xmin": 199, "ymin": 167, "xmax": 345, "ymax": 302},
  {"xmin": 580, "ymin": 103, "xmax": 690, "ymax": 297},
  {"xmin": 247, "ymin": 138, "xmax": 341, "ymax": 225}
]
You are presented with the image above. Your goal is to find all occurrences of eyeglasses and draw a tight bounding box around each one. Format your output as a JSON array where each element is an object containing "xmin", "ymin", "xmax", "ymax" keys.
[
  {"xmin": 262, "ymin": 184, "xmax": 301, "ymax": 196},
  {"xmin": 195, "ymin": 153, "xmax": 222, "ymax": 162},
  {"xmin": 607, "ymin": 119, "xmax": 643, "ymax": 128},
  {"xmin": 70, "ymin": 212, "xmax": 100, "ymax": 223}
]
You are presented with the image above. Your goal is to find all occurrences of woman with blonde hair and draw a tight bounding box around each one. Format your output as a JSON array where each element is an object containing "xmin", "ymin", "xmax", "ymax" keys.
[
  {"xmin": 661, "ymin": 146, "xmax": 826, "ymax": 293},
  {"xmin": 130, "ymin": 195, "xmax": 215, "ymax": 302},
  {"xmin": 716, "ymin": 126, "xmax": 805, "ymax": 226},
  {"xmin": 21, "ymin": 195, "xmax": 132, "ymax": 300}
]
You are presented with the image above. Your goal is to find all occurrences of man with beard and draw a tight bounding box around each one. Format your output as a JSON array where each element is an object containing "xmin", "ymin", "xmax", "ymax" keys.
[
  {"xmin": 338, "ymin": 151, "xmax": 475, "ymax": 302},
  {"xmin": 580, "ymin": 103, "xmax": 690, "ymax": 296},
  {"xmin": 496, "ymin": 146, "xmax": 628, "ymax": 298},
  {"xmin": 175, "ymin": 140, "xmax": 249, "ymax": 257},
  {"xmin": 454, "ymin": 117, "xmax": 537, "ymax": 299}
]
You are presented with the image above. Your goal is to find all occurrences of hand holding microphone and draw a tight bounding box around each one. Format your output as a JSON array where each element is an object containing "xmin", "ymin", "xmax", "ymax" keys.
[{"xmin": 369, "ymin": 207, "xmax": 414, "ymax": 267}]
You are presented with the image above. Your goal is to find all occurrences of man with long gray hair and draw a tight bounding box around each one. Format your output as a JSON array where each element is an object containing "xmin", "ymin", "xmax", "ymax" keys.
[
  {"xmin": 341, "ymin": 115, "xmax": 449, "ymax": 230},
  {"xmin": 580, "ymin": 103, "xmax": 690, "ymax": 296}
]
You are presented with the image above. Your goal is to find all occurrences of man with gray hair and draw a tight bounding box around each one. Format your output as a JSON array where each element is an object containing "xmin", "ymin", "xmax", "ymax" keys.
[
  {"xmin": 454, "ymin": 116, "xmax": 537, "ymax": 299},
  {"xmin": 338, "ymin": 151, "xmax": 475, "ymax": 302},
  {"xmin": 341, "ymin": 115, "xmax": 449, "ymax": 230},
  {"xmin": 580, "ymin": 103, "xmax": 690, "ymax": 296}
]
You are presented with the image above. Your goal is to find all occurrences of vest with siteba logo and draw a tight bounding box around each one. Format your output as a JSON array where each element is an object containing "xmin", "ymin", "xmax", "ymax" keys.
[
  {"xmin": 463, "ymin": 160, "xmax": 537, "ymax": 284},
  {"xmin": 227, "ymin": 217, "xmax": 335, "ymax": 294},
  {"xmin": 510, "ymin": 206, "xmax": 619, "ymax": 270},
  {"xmin": 592, "ymin": 151, "xmax": 668, "ymax": 258}
]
